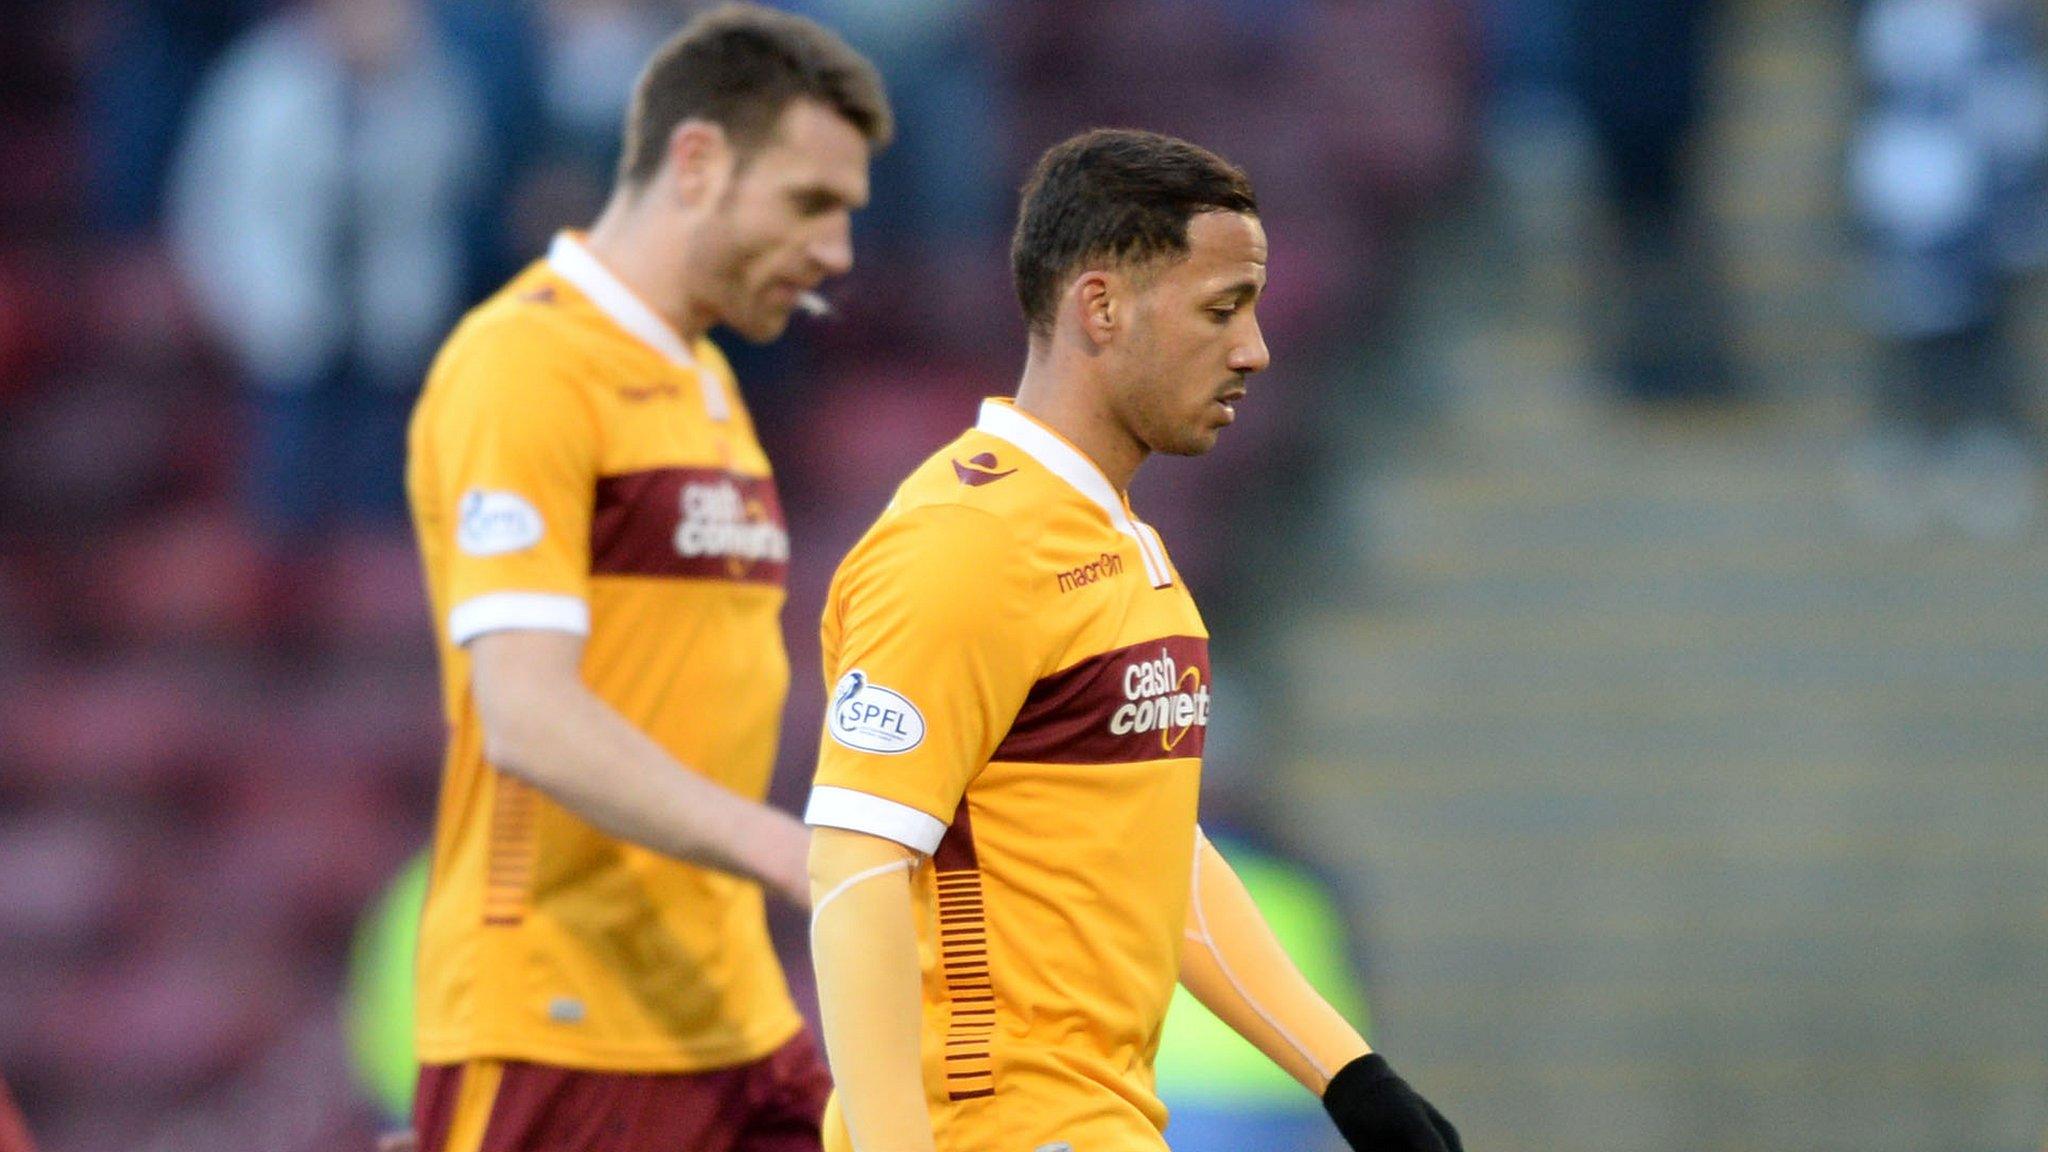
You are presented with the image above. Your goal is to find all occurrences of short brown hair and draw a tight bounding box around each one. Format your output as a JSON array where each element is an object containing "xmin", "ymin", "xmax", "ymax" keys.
[
  {"xmin": 618, "ymin": 3, "xmax": 892, "ymax": 185},
  {"xmin": 1011, "ymin": 128, "xmax": 1258, "ymax": 338}
]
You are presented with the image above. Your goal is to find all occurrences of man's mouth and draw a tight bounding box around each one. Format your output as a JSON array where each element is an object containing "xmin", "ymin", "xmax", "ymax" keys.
[{"xmin": 770, "ymin": 276, "xmax": 821, "ymax": 304}]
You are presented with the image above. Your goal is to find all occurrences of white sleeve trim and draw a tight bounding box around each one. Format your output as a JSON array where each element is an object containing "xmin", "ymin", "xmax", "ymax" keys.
[
  {"xmin": 804, "ymin": 786, "xmax": 948, "ymax": 855},
  {"xmin": 448, "ymin": 591, "xmax": 590, "ymax": 646}
]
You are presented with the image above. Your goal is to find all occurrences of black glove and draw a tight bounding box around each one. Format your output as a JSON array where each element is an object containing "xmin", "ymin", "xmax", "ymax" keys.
[{"xmin": 1322, "ymin": 1053, "xmax": 1462, "ymax": 1152}]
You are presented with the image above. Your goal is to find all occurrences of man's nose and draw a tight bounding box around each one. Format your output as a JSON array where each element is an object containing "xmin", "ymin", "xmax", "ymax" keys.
[
  {"xmin": 810, "ymin": 213, "xmax": 854, "ymax": 278},
  {"xmin": 1231, "ymin": 320, "xmax": 1270, "ymax": 374}
]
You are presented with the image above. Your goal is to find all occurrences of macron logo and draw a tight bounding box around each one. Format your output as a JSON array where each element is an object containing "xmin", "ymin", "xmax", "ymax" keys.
[
  {"xmin": 828, "ymin": 670, "xmax": 926, "ymax": 755},
  {"xmin": 952, "ymin": 452, "xmax": 1017, "ymax": 487},
  {"xmin": 1057, "ymin": 551, "xmax": 1124, "ymax": 593}
]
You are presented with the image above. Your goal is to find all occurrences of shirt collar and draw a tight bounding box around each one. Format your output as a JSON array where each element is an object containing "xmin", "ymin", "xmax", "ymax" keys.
[
  {"xmin": 547, "ymin": 232, "xmax": 694, "ymax": 366},
  {"xmin": 546, "ymin": 232, "xmax": 730, "ymax": 420},
  {"xmin": 973, "ymin": 398, "xmax": 1172, "ymax": 587}
]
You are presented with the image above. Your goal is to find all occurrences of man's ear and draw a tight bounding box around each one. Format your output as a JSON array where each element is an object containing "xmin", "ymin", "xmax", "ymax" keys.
[
  {"xmin": 662, "ymin": 119, "xmax": 734, "ymax": 208},
  {"xmin": 1071, "ymin": 270, "xmax": 1121, "ymax": 349}
]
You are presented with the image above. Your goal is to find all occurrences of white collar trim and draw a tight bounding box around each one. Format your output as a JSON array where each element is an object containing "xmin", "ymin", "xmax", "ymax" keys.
[
  {"xmin": 547, "ymin": 232, "xmax": 729, "ymax": 421},
  {"xmin": 974, "ymin": 400, "xmax": 1172, "ymax": 587}
]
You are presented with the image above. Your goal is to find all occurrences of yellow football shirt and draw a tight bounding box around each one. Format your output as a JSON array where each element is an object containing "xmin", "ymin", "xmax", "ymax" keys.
[
  {"xmin": 807, "ymin": 399, "xmax": 1211, "ymax": 1151},
  {"xmin": 407, "ymin": 233, "xmax": 802, "ymax": 1072}
]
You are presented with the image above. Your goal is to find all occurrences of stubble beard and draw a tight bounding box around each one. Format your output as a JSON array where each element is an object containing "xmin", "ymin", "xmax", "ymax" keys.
[{"xmin": 1141, "ymin": 403, "xmax": 1221, "ymax": 458}]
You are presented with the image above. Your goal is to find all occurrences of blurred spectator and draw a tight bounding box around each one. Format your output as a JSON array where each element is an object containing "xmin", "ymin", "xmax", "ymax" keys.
[
  {"xmin": 1570, "ymin": 0, "xmax": 1737, "ymax": 405},
  {"xmin": 993, "ymin": 0, "xmax": 1481, "ymax": 346},
  {"xmin": 812, "ymin": 0, "xmax": 1003, "ymax": 240},
  {"xmin": 165, "ymin": 0, "xmax": 484, "ymax": 546},
  {"xmin": 536, "ymin": 0, "xmax": 671, "ymax": 175},
  {"xmin": 77, "ymin": 0, "xmax": 261, "ymax": 235},
  {"xmin": 1845, "ymin": 0, "xmax": 2048, "ymax": 538},
  {"xmin": 490, "ymin": 0, "xmax": 671, "ymax": 261},
  {"xmin": 429, "ymin": 0, "xmax": 546, "ymax": 294}
]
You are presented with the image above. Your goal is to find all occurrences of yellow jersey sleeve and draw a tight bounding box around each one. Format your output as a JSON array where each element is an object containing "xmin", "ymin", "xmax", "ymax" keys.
[
  {"xmin": 418, "ymin": 318, "xmax": 601, "ymax": 646},
  {"xmin": 806, "ymin": 503, "xmax": 1044, "ymax": 854}
]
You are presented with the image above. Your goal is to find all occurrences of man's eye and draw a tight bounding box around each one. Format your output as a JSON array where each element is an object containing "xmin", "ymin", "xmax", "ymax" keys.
[{"xmin": 1208, "ymin": 307, "xmax": 1237, "ymax": 322}]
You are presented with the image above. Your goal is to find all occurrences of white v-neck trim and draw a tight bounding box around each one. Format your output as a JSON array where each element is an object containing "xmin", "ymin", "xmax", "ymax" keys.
[
  {"xmin": 546, "ymin": 232, "xmax": 729, "ymax": 421},
  {"xmin": 974, "ymin": 399, "xmax": 1173, "ymax": 588}
]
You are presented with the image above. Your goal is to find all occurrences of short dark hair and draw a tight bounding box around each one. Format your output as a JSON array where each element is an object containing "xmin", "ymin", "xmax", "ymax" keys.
[
  {"xmin": 1011, "ymin": 128, "xmax": 1258, "ymax": 338},
  {"xmin": 618, "ymin": 2, "xmax": 892, "ymax": 186}
]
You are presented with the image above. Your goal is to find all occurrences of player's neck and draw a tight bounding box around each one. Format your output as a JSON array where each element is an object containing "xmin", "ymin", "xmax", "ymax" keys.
[
  {"xmin": 1016, "ymin": 349, "xmax": 1148, "ymax": 494},
  {"xmin": 582, "ymin": 193, "xmax": 718, "ymax": 344}
]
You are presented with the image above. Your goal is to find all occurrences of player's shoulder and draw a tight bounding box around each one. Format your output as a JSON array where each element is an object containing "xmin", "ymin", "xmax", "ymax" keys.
[
  {"xmin": 888, "ymin": 426, "xmax": 1110, "ymax": 557},
  {"xmin": 424, "ymin": 262, "xmax": 609, "ymax": 403},
  {"xmin": 443, "ymin": 263, "xmax": 590, "ymax": 364},
  {"xmin": 848, "ymin": 482, "xmax": 1016, "ymax": 573},
  {"xmin": 835, "ymin": 439, "xmax": 1024, "ymax": 572},
  {"xmin": 835, "ymin": 428, "xmax": 1079, "ymax": 591},
  {"xmin": 892, "ymin": 428, "xmax": 1070, "ymax": 521}
]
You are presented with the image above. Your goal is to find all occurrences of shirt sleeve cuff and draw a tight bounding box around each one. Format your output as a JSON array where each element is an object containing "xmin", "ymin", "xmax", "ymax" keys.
[
  {"xmin": 804, "ymin": 785, "xmax": 948, "ymax": 855},
  {"xmin": 448, "ymin": 592, "xmax": 590, "ymax": 646}
]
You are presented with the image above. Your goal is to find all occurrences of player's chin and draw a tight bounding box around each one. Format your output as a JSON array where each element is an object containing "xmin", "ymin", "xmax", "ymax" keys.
[
  {"xmin": 728, "ymin": 306, "xmax": 794, "ymax": 344},
  {"xmin": 1157, "ymin": 426, "xmax": 1223, "ymax": 457}
]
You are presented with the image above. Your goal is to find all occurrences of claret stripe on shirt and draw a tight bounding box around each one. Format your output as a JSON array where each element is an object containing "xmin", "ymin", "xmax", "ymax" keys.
[
  {"xmin": 590, "ymin": 467, "xmax": 788, "ymax": 586},
  {"xmin": 991, "ymin": 635, "xmax": 1211, "ymax": 764}
]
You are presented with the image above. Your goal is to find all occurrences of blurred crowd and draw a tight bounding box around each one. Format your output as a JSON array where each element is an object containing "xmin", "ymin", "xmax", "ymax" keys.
[
  {"xmin": 1845, "ymin": 0, "xmax": 2048, "ymax": 536},
  {"xmin": 0, "ymin": 0, "xmax": 2043, "ymax": 1149}
]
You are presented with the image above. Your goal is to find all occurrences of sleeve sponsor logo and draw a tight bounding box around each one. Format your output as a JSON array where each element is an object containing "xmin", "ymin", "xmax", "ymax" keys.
[
  {"xmin": 456, "ymin": 489, "xmax": 545, "ymax": 556},
  {"xmin": 828, "ymin": 670, "xmax": 926, "ymax": 755}
]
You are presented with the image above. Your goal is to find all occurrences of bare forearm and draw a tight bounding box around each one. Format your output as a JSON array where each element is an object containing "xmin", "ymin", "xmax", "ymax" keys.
[{"xmin": 479, "ymin": 654, "xmax": 809, "ymax": 906}]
